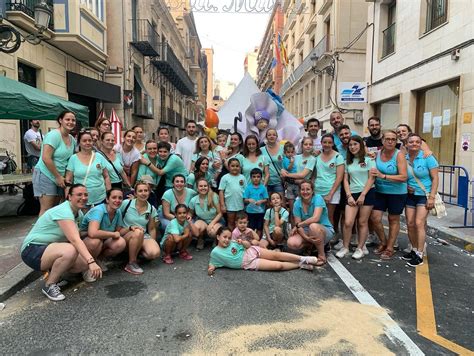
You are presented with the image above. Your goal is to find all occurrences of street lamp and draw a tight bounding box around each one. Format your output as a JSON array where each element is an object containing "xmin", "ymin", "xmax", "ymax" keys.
[{"xmin": 0, "ymin": 0, "xmax": 52, "ymax": 54}]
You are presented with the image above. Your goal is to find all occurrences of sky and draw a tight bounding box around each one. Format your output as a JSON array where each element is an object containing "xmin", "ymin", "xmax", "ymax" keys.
[{"xmin": 193, "ymin": 9, "xmax": 271, "ymax": 85}]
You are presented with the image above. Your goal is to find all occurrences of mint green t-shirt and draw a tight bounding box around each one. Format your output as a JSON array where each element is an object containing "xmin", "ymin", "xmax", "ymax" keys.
[
  {"xmin": 261, "ymin": 146, "xmax": 284, "ymax": 186},
  {"xmin": 161, "ymin": 218, "xmax": 189, "ymax": 248},
  {"xmin": 293, "ymin": 154, "xmax": 316, "ymax": 180},
  {"xmin": 209, "ymin": 241, "xmax": 245, "ymax": 269},
  {"xmin": 345, "ymin": 156, "xmax": 375, "ymax": 194},
  {"xmin": 21, "ymin": 201, "xmax": 83, "ymax": 252},
  {"xmin": 189, "ymin": 193, "xmax": 219, "ymax": 224},
  {"xmin": 218, "ymin": 173, "xmax": 246, "ymax": 211},
  {"xmin": 99, "ymin": 151, "xmax": 124, "ymax": 184},
  {"xmin": 241, "ymin": 155, "xmax": 269, "ymax": 185},
  {"xmin": 156, "ymin": 154, "xmax": 188, "ymax": 187},
  {"xmin": 186, "ymin": 171, "xmax": 213, "ymax": 190},
  {"xmin": 137, "ymin": 153, "xmax": 159, "ymax": 184},
  {"xmin": 314, "ymin": 153, "xmax": 344, "ymax": 196},
  {"xmin": 35, "ymin": 129, "xmax": 75, "ymax": 182},
  {"xmin": 264, "ymin": 207, "xmax": 289, "ymax": 233},
  {"xmin": 192, "ymin": 151, "xmax": 217, "ymax": 176},
  {"xmin": 120, "ymin": 199, "xmax": 157, "ymax": 230},
  {"xmin": 161, "ymin": 187, "xmax": 197, "ymax": 214},
  {"xmin": 66, "ymin": 153, "xmax": 107, "ymax": 205}
]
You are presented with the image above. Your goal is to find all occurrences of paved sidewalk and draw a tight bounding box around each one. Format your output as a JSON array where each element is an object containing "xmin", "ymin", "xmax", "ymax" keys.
[{"xmin": 0, "ymin": 203, "xmax": 473, "ymax": 302}]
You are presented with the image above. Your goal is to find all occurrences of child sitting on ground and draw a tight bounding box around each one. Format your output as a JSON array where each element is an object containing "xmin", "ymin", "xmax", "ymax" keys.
[
  {"xmin": 232, "ymin": 212, "xmax": 260, "ymax": 246},
  {"xmin": 260, "ymin": 192, "xmax": 289, "ymax": 249},
  {"xmin": 243, "ymin": 168, "xmax": 268, "ymax": 237},
  {"xmin": 208, "ymin": 227, "xmax": 318, "ymax": 275}
]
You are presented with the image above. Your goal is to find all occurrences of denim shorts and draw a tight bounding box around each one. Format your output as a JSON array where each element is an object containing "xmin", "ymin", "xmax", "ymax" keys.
[
  {"xmin": 285, "ymin": 183, "xmax": 299, "ymax": 200},
  {"xmin": 406, "ymin": 193, "xmax": 427, "ymax": 208},
  {"xmin": 21, "ymin": 244, "xmax": 47, "ymax": 271},
  {"xmin": 373, "ymin": 192, "xmax": 407, "ymax": 215},
  {"xmin": 33, "ymin": 169, "xmax": 63, "ymax": 197},
  {"xmin": 267, "ymin": 183, "xmax": 284, "ymax": 195},
  {"xmin": 302, "ymin": 224, "xmax": 335, "ymax": 244}
]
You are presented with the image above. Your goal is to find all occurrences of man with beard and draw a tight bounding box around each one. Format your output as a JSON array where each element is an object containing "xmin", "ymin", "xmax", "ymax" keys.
[
  {"xmin": 330, "ymin": 111, "xmax": 357, "ymax": 148},
  {"xmin": 299, "ymin": 118, "xmax": 322, "ymax": 154},
  {"xmin": 336, "ymin": 125, "xmax": 352, "ymax": 159},
  {"xmin": 176, "ymin": 120, "xmax": 198, "ymax": 172},
  {"xmin": 364, "ymin": 116, "xmax": 383, "ymax": 156},
  {"xmin": 23, "ymin": 120, "xmax": 43, "ymax": 170}
]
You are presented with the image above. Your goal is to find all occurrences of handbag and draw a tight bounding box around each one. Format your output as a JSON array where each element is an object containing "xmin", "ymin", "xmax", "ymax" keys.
[
  {"xmin": 97, "ymin": 149, "xmax": 128, "ymax": 190},
  {"xmin": 408, "ymin": 164, "xmax": 446, "ymax": 218}
]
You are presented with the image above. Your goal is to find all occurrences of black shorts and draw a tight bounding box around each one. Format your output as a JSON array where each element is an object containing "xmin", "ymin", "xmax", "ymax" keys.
[
  {"xmin": 247, "ymin": 212, "xmax": 265, "ymax": 231},
  {"xmin": 373, "ymin": 192, "xmax": 407, "ymax": 215},
  {"xmin": 351, "ymin": 188, "xmax": 376, "ymax": 206},
  {"xmin": 21, "ymin": 244, "xmax": 47, "ymax": 271}
]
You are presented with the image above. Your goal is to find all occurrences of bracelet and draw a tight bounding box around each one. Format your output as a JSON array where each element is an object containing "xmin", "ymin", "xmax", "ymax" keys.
[
  {"xmin": 87, "ymin": 259, "xmax": 95, "ymax": 265},
  {"xmin": 347, "ymin": 194, "xmax": 352, "ymax": 198},
  {"xmin": 147, "ymin": 162, "xmax": 151, "ymax": 167},
  {"xmin": 384, "ymin": 174, "xmax": 387, "ymax": 180}
]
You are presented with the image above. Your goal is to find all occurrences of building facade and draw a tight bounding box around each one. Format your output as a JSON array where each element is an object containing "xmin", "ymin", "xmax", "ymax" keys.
[
  {"xmin": 0, "ymin": 0, "xmax": 120, "ymax": 167},
  {"xmin": 281, "ymin": 0, "xmax": 368, "ymax": 131},
  {"xmin": 244, "ymin": 47, "xmax": 259, "ymax": 81},
  {"xmin": 105, "ymin": 0, "xmax": 204, "ymax": 142},
  {"xmin": 366, "ymin": 0, "xmax": 474, "ymax": 172},
  {"xmin": 256, "ymin": 1, "xmax": 284, "ymax": 94}
]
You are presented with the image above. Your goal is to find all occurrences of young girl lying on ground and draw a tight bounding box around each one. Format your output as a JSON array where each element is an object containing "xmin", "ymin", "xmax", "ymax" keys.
[{"xmin": 207, "ymin": 227, "xmax": 318, "ymax": 275}]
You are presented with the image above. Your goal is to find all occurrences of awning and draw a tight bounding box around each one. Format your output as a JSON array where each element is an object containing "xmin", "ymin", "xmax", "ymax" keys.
[
  {"xmin": 0, "ymin": 75, "xmax": 89, "ymax": 125},
  {"xmin": 67, "ymin": 71, "xmax": 121, "ymax": 103}
]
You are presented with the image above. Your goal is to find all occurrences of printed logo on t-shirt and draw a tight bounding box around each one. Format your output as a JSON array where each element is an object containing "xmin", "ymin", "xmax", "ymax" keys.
[
  {"xmin": 145, "ymin": 213, "xmax": 150, "ymax": 219},
  {"xmin": 329, "ymin": 163, "xmax": 335, "ymax": 168},
  {"xmin": 278, "ymin": 155, "xmax": 282, "ymax": 161},
  {"xmin": 231, "ymin": 247, "xmax": 237, "ymax": 255},
  {"xmin": 96, "ymin": 164, "xmax": 102, "ymax": 169},
  {"xmin": 239, "ymin": 180, "xmax": 244, "ymax": 186},
  {"xmin": 359, "ymin": 161, "xmax": 367, "ymax": 168},
  {"xmin": 302, "ymin": 160, "xmax": 307, "ymax": 165},
  {"xmin": 258, "ymin": 162, "xmax": 263, "ymax": 168}
]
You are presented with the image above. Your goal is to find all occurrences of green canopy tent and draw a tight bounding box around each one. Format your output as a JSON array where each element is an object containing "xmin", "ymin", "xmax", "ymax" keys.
[{"xmin": 0, "ymin": 75, "xmax": 89, "ymax": 125}]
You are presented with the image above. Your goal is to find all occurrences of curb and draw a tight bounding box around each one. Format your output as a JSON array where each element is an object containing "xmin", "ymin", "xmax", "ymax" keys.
[{"xmin": 0, "ymin": 263, "xmax": 40, "ymax": 303}]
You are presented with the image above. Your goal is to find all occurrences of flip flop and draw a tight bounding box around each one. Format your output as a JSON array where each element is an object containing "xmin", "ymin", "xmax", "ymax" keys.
[{"xmin": 380, "ymin": 249, "xmax": 395, "ymax": 260}]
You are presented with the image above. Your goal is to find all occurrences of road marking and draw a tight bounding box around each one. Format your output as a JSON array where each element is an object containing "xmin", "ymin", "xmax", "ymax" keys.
[
  {"xmin": 327, "ymin": 255, "xmax": 425, "ymax": 355},
  {"xmin": 416, "ymin": 255, "xmax": 474, "ymax": 355}
]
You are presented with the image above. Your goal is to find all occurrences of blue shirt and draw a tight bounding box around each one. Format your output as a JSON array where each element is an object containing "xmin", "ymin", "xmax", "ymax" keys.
[
  {"xmin": 406, "ymin": 151, "xmax": 439, "ymax": 196},
  {"xmin": 80, "ymin": 203, "xmax": 123, "ymax": 232},
  {"xmin": 293, "ymin": 194, "xmax": 333, "ymax": 230},
  {"xmin": 282, "ymin": 156, "xmax": 297, "ymax": 173},
  {"xmin": 243, "ymin": 183, "xmax": 268, "ymax": 214},
  {"xmin": 375, "ymin": 149, "xmax": 407, "ymax": 195}
]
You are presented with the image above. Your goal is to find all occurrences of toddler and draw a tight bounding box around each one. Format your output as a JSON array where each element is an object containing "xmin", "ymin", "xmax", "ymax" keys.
[{"xmin": 232, "ymin": 212, "xmax": 260, "ymax": 246}]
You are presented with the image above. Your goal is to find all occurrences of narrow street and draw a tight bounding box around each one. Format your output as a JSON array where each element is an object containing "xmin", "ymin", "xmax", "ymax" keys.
[{"xmin": 1, "ymin": 231, "xmax": 472, "ymax": 354}]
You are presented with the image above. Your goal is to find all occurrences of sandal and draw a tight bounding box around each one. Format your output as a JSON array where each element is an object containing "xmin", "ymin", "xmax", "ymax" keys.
[
  {"xmin": 374, "ymin": 245, "xmax": 386, "ymax": 255},
  {"xmin": 315, "ymin": 258, "xmax": 327, "ymax": 267},
  {"xmin": 380, "ymin": 249, "xmax": 395, "ymax": 260},
  {"xmin": 163, "ymin": 255, "xmax": 174, "ymax": 265}
]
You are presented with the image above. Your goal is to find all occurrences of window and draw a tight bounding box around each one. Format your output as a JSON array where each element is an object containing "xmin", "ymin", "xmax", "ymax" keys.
[
  {"xmin": 382, "ymin": 1, "xmax": 396, "ymax": 58},
  {"xmin": 311, "ymin": 79, "xmax": 316, "ymax": 112},
  {"xmin": 317, "ymin": 74, "xmax": 323, "ymax": 110},
  {"xmin": 416, "ymin": 80, "xmax": 459, "ymax": 165},
  {"xmin": 324, "ymin": 73, "xmax": 331, "ymax": 107},
  {"xmin": 81, "ymin": 0, "xmax": 104, "ymax": 20},
  {"xmin": 374, "ymin": 96, "xmax": 400, "ymax": 132},
  {"xmin": 425, "ymin": 0, "xmax": 448, "ymax": 33}
]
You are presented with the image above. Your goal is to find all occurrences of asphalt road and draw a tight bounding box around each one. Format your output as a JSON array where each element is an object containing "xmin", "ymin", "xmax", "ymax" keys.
[{"xmin": 1, "ymin": 230, "xmax": 473, "ymax": 355}]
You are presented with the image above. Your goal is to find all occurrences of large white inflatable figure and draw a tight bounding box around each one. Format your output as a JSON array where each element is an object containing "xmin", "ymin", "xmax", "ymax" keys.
[{"xmin": 243, "ymin": 90, "xmax": 304, "ymax": 146}]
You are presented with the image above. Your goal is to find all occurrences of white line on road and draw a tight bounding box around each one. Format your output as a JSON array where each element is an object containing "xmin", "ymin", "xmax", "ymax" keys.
[{"xmin": 327, "ymin": 255, "xmax": 425, "ymax": 356}]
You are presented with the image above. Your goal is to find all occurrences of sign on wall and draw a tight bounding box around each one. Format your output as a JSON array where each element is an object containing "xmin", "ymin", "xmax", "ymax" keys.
[{"xmin": 338, "ymin": 82, "xmax": 367, "ymax": 103}]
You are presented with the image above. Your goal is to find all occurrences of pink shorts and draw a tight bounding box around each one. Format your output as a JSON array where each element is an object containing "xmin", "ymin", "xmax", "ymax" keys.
[{"xmin": 241, "ymin": 246, "xmax": 261, "ymax": 270}]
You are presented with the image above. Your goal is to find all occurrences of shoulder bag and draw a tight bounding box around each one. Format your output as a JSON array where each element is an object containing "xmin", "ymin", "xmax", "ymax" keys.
[{"xmin": 408, "ymin": 164, "xmax": 446, "ymax": 218}]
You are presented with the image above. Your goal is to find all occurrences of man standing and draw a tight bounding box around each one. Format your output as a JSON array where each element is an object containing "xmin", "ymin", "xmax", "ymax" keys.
[
  {"xmin": 175, "ymin": 120, "xmax": 198, "ymax": 171},
  {"xmin": 23, "ymin": 120, "xmax": 42, "ymax": 170},
  {"xmin": 330, "ymin": 111, "xmax": 357, "ymax": 147},
  {"xmin": 364, "ymin": 116, "xmax": 383, "ymax": 155},
  {"xmin": 336, "ymin": 125, "xmax": 352, "ymax": 159}
]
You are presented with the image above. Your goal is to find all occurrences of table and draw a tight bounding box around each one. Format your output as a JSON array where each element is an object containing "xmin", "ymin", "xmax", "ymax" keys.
[{"xmin": 0, "ymin": 173, "xmax": 33, "ymax": 186}]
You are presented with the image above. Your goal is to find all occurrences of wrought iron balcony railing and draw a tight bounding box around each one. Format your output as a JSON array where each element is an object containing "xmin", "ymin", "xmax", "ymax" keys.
[
  {"xmin": 382, "ymin": 22, "xmax": 395, "ymax": 58},
  {"xmin": 5, "ymin": 0, "xmax": 55, "ymax": 30},
  {"xmin": 130, "ymin": 19, "xmax": 160, "ymax": 57}
]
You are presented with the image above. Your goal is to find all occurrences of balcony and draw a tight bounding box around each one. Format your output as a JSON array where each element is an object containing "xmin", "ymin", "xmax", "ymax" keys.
[
  {"xmin": 152, "ymin": 42, "xmax": 195, "ymax": 97},
  {"xmin": 306, "ymin": 12, "xmax": 317, "ymax": 34},
  {"xmin": 295, "ymin": 0, "xmax": 305, "ymax": 14},
  {"xmin": 281, "ymin": 35, "xmax": 328, "ymax": 94},
  {"xmin": 318, "ymin": 0, "xmax": 333, "ymax": 15},
  {"xmin": 288, "ymin": 11, "xmax": 296, "ymax": 30},
  {"xmin": 130, "ymin": 19, "xmax": 160, "ymax": 57},
  {"xmin": 164, "ymin": 108, "xmax": 177, "ymax": 126},
  {"xmin": 381, "ymin": 23, "xmax": 395, "ymax": 58},
  {"xmin": 175, "ymin": 112, "xmax": 183, "ymax": 127},
  {"xmin": 296, "ymin": 35, "xmax": 305, "ymax": 49},
  {"xmin": 5, "ymin": 0, "xmax": 54, "ymax": 34},
  {"xmin": 133, "ymin": 93, "xmax": 154, "ymax": 119}
]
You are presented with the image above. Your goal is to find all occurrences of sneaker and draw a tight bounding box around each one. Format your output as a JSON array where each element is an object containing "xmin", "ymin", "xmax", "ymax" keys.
[
  {"xmin": 300, "ymin": 256, "xmax": 318, "ymax": 265},
  {"xmin": 406, "ymin": 254, "xmax": 424, "ymax": 267},
  {"xmin": 336, "ymin": 247, "xmax": 349, "ymax": 258},
  {"xmin": 124, "ymin": 262, "xmax": 144, "ymax": 275},
  {"xmin": 96, "ymin": 259, "xmax": 108, "ymax": 272},
  {"xmin": 334, "ymin": 241, "xmax": 344, "ymax": 250},
  {"xmin": 179, "ymin": 250, "xmax": 193, "ymax": 261},
  {"xmin": 362, "ymin": 244, "xmax": 369, "ymax": 256},
  {"xmin": 82, "ymin": 270, "xmax": 97, "ymax": 283},
  {"xmin": 403, "ymin": 243, "xmax": 413, "ymax": 254},
  {"xmin": 401, "ymin": 250, "xmax": 416, "ymax": 261},
  {"xmin": 366, "ymin": 233, "xmax": 378, "ymax": 246},
  {"xmin": 299, "ymin": 263, "xmax": 314, "ymax": 271},
  {"xmin": 196, "ymin": 239, "xmax": 205, "ymax": 251},
  {"xmin": 57, "ymin": 279, "xmax": 69, "ymax": 288},
  {"xmin": 350, "ymin": 235, "xmax": 358, "ymax": 247},
  {"xmin": 42, "ymin": 283, "xmax": 65, "ymax": 301},
  {"xmin": 352, "ymin": 248, "xmax": 364, "ymax": 260}
]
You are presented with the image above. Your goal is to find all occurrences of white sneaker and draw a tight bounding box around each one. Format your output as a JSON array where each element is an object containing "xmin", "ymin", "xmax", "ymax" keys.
[
  {"xmin": 403, "ymin": 242, "xmax": 413, "ymax": 254},
  {"xmin": 334, "ymin": 241, "xmax": 344, "ymax": 250},
  {"xmin": 350, "ymin": 234, "xmax": 358, "ymax": 246},
  {"xmin": 352, "ymin": 248, "xmax": 364, "ymax": 260},
  {"xmin": 82, "ymin": 270, "xmax": 96, "ymax": 283},
  {"xmin": 362, "ymin": 244, "xmax": 369, "ymax": 256},
  {"xmin": 96, "ymin": 259, "xmax": 108, "ymax": 272},
  {"xmin": 336, "ymin": 247, "xmax": 349, "ymax": 258}
]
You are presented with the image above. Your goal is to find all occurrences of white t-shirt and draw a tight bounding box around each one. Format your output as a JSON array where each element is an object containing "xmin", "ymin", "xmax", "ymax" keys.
[
  {"xmin": 176, "ymin": 136, "xmax": 197, "ymax": 171},
  {"xmin": 297, "ymin": 135, "xmax": 321, "ymax": 154},
  {"xmin": 23, "ymin": 129, "xmax": 42, "ymax": 157},
  {"xmin": 114, "ymin": 144, "xmax": 140, "ymax": 175}
]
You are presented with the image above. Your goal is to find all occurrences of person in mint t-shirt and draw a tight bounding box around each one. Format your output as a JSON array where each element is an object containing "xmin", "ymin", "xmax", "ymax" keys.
[
  {"xmin": 218, "ymin": 157, "xmax": 246, "ymax": 231},
  {"xmin": 207, "ymin": 227, "xmax": 319, "ymax": 275},
  {"xmin": 243, "ymin": 168, "xmax": 268, "ymax": 237},
  {"xmin": 33, "ymin": 111, "xmax": 76, "ymax": 216},
  {"xmin": 21, "ymin": 184, "xmax": 102, "ymax": 301}
]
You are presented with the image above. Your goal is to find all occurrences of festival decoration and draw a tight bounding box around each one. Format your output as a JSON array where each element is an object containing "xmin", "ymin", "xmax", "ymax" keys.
[{"xmin": 204, "ymin": 108, "xmax": 219, "ymax": 141}]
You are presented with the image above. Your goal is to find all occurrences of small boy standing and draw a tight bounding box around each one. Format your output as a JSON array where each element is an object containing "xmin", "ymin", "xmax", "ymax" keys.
[
  {"xmin": 243, "ymin": 168, "xmax": 269, "ymax": 237},
  {"xmin": 282, "ymin": 142, "xmax": 299, "ymax": 205}
]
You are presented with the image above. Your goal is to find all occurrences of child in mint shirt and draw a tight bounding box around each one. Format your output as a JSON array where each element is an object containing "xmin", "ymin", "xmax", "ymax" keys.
[
  {"xmin": 208, "ymin": 227, "xmax": 319, "ymax": 275},
  {"xmin": 218, "ymin": 157, "xmax": 246, "ymax": 231},
  {"xmin": 243, "ymin": 168, "xmax": 268, "ymax": 237}
]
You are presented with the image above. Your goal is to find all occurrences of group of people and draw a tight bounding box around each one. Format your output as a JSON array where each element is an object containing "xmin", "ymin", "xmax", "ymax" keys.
[{"xmin": 20, "ymin": 109, "xmax": 439, "ymax": 302}]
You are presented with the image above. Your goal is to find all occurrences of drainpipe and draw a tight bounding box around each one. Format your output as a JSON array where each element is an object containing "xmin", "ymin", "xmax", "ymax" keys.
[{"xmin": 122, "ymin": 0, "xmax": 128, "ymax": 126}]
